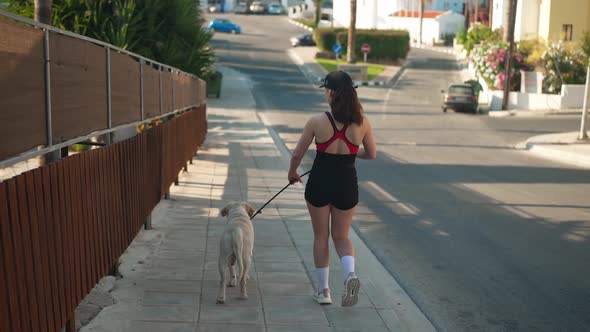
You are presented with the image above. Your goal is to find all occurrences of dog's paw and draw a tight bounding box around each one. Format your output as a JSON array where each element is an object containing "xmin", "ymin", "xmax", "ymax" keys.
[
  {"xmin": 238, "ymin": 294, "xmax": 248, "ymax": 300},
  {"xmin": 216, "ymin": 297, "xmax": 225, "ymax": 304},
  {"xmin": 228, "ymin": 278, "xmax": 237, "ymax": 287}
]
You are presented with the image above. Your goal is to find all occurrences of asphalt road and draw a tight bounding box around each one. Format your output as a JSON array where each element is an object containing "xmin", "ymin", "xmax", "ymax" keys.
[{"xmin": 206, "ymin": 13, "xmax": 590, "ymax": 332}]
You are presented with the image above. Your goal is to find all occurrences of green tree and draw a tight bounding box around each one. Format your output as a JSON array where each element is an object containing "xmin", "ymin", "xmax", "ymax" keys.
[{"xmin": 6, "ymin": 0, "xmax": 214, "ymax": 77}]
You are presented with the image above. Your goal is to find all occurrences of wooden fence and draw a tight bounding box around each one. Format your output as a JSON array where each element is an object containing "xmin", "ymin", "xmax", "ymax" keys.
[{"xmin": 0, "ymin": 107, "xmax": 207, "ymax": 332}]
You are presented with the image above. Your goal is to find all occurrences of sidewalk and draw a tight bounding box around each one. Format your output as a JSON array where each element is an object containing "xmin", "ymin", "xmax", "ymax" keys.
[
  {"xmin": 81, "ymin": 66, "xmax": 435, "ymax": 332},
  {"xmin": 517, "ymin": 131, "xmax": 590, "ymax": 169}
]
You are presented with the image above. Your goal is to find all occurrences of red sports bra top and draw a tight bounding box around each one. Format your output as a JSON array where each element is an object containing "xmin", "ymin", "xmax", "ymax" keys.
[{"xmin": 315, "ymin": 112, "xmax": 360, "ymax": 155}]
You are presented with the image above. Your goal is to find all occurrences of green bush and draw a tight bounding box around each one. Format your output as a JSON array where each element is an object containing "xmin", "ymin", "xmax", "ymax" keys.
[
  {"xmin": 456, "ymin": 29, "xmax": 467, "ymax": 45},
  {"xmin": 581, "ymin": 30, "xmax": 590, "ymax": 65},
  {"xmin": 542, "ymin": 42, "xmax": 586, "ymax": 94},
  {"xmin": 314, "ymin": 28, "xmax": 410, "ymax": 63},
  {"xmin": 464, "ymin": 23, "xmax": 501, "ymax": 55},
  {"xmin": 313, "ymin": 28, "xmax": 347, "ymax": 52}
]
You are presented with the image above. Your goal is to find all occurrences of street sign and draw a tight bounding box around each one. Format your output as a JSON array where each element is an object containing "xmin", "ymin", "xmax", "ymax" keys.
[
  {"xmin": 361, "ymin": 43, "xmax": 370, "ymax": 63},
  {"xmin": 332, "ymin": 44, "xmax": 343, "ymax": 55}
]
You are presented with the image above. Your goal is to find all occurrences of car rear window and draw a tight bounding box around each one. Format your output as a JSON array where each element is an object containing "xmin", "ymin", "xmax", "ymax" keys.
[{"xmin": 449, "ymin": 86, "xmax": 473, "ymax": 94}]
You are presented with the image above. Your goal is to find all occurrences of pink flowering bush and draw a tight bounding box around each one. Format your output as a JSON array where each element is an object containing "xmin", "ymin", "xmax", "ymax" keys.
[{"xmin": 470, "ymin": 41, "xmax": 525, "ymax": 91}]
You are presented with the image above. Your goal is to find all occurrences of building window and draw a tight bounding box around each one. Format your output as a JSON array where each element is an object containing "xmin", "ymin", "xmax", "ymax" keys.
[{"xmin": 562, "ymin": 24, "xmax": 573, "ymax": 41}]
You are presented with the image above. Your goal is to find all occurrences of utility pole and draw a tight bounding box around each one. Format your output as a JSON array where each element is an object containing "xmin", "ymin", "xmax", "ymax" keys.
[
  {"xmin": 580, "ymin": 63, "xmax": 589, "ymax": 140},
  {"xmin": 501, "ymin": 0, "xmax": 517, "ymax": 110},
  {"xmin": 418, "ymin": 0, "xmax": 424, "ymax": 45},
  {"xmin": 347, "ymin": 0, "xmax": 357, "ymax": 63}
]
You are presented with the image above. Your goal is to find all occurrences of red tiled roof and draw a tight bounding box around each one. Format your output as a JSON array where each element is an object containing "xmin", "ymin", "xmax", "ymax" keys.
[{"xmin": 390, "ymin": 10, "xmax": 446, "ymax": 19}]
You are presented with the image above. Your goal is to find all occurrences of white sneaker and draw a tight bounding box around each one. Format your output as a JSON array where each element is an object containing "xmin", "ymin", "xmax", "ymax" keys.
[
  {"xmin": 313, "ymin": 288, "xmax": 332, "ymax": 305},
  {"xmin": 342, "ymin": 272, "xmax": 360, "ymax": 307}
]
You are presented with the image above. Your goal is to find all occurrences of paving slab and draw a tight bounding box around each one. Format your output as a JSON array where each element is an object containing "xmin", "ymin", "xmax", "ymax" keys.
[{"xmin": 81, "ymin": 65, "xmax": 434, "ymax": 332}]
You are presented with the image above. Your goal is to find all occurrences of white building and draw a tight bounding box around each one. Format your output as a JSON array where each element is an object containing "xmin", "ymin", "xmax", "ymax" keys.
[
  {"xmin": 384, "ymin": 10, "xmax": 466, "ymax": 44},
  {"xmin": 332, "ymin": 0, "xmax": 465, "ymax": 44},
  {"xmin": 491, "ymin": 0, "xmax": 538, "ymax": 41}
]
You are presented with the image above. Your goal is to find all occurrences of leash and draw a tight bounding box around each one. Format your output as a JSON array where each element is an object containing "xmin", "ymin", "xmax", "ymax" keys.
[{"xmin": 251, "ymin": 170, "xmax": 311, "ymax": 220}]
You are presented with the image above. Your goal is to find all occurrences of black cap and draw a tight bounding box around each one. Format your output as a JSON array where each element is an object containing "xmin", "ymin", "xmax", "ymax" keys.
[{"xmin": 319, "ymin": 70, "xmax": 357, "ymax": 90}]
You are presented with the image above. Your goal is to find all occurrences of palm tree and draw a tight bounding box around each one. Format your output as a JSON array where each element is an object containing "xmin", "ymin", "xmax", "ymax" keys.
[
  {"xmin": 34, "ymin": 0, "xmax": 52, "ymax": 24},
  {"xmin": 418, "ymin": 0, "xmax": 432, "ymax": 45},
  {"xmin": 314, "ymin": 0, "xmax": 322, "ymax": 27},
  {"xmin": 503, "ymin": 0, "xmax": 514, "ymax": 41},
  {"xmin": 347, "ymin": 0, "xmax": 356, "ymax": 63}
]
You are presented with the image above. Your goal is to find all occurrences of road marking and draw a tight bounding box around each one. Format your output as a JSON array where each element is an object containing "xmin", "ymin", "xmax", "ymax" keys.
[
  {"xmin": 361, "ymin": 181, "xmax": 419, "ymax": 216},
  {"xmin": 391, "ymin": 69, "xmax": 408, "ymax": 89}
]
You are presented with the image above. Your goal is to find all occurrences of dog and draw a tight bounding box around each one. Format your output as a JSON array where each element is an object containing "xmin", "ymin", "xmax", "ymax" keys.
[{"xmin": 217, "ymin": 201, "xmax": 256, "ymax": 304}]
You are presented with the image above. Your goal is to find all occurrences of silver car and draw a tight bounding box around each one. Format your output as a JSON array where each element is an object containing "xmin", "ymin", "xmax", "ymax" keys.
[{"xmin": 249, "ymin": 1, "xmax": 267, "ymax": 14}]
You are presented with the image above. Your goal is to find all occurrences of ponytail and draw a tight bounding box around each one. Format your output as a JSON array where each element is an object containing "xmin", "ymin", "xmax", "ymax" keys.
[{"xmin": 329, "ymin": 86, "xmax": 363, "ymax": 126}]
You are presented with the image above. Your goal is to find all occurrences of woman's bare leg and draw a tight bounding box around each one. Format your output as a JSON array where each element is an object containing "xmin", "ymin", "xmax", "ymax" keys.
[
  {"xmin": 330, "ymin": 205, "xmax": 355, "ymax": 258},
  {"xmin": 307, "ymin": 201, "xmax": 331, "ymax": 267}
]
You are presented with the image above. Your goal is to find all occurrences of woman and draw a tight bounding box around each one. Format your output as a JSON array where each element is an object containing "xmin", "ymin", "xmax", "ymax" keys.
[{"xmin": 288, "ymin": 71, "xmax": 377, "ymax": 306}]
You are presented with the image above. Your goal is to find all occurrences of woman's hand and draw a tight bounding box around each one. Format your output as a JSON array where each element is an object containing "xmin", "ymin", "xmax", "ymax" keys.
[{"xmin": 288, "ymin": 172, "xmax": 302, "ymax": 184}]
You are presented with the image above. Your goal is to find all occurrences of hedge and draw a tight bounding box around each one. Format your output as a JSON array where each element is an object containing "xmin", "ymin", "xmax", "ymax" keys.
[{"xmin": 314, "ymin": 28, "xmax": 410, "ymax": 62}]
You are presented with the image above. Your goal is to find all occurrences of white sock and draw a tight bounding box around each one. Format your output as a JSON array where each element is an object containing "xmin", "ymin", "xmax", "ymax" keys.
[
  {"xmin": 316, "ymin": 267, "xmax": 330, "ymax": 291},
  {"xmin": 341, "ymin": 255, "xmax": 355, "ymax": 280}
]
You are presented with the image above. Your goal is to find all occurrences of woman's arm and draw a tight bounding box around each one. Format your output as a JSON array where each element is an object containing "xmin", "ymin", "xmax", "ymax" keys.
[
  {"xmin": 357, "ymin": 117, "xmax": 377, "ymax": 160},
  {"xmin": 288, "ymin": 118, "xmax": 315, "ymax": 183}
]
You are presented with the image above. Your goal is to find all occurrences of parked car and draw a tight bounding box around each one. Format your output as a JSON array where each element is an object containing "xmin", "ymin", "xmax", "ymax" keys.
[
  {"xmin": 208, "ymin": 18, "xmax": 241, "ymax": 34},
  {"xmin": 207, "ymin": 3, "xmax": 221, "ymax": 12},
  {"xmin": 234, "ymin": 2, "xmax": 248, "ymax": 14},
  {"xmin": 267, "ymin": 3, "xmax": 285, "ymax": 14},
  {"xmin": 290, "ymin": 34, "xmax": 316, "ymax": 47},
  {"xmin": 249, "ymin": 1, "xmax": 267, "ymax": 14},
  {"xmin": 441, "ymin": 84, "xmax": 478, "ymax": 113}
]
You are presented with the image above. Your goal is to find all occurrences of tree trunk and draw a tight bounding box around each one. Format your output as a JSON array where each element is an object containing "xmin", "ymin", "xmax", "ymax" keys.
[
  {"xmin": 503, "ymin": 0, "xmax": 514, "ymax": 41},
  {"xmin": 502, "ymin": 0, "xmax": 518, "ymax": 110},
  {"xmin": 314, "ymin": 0, "xmax": 321, "ymax": 27},
  {"xmin": 418, "ymin": 0, "xmax": 424, "ymax": 44},
  {"xmin": 475, "ymin": 0, "xmax": 479, "ymax": 23},
  {"xmin": 34, "ymin": 0, "xmax": 52, "ymax": 24},
  {"xmin": 467, "ymin": 0, "xmax": 473, "ymax": 26},
  {"xmin": 347, "ymin": 0, "xmax": 357, "ymax": 63},
  {"xmin": 489, "ymin": 0, "xmax": 494, "ymax": 27}
]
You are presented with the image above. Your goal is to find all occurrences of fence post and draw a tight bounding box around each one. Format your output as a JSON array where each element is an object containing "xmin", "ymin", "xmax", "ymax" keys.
[
  {"xmin": 144, "ymin": 214, "xmax": 152, "ymax": 230},
  {"xmin": 183, "ymin": 162, "xmax": 188, "ymax": 172},
  {"xmin": 42, "ymin": 29, "xmax": 61, "ymax": 163},
  {"xmin": 159, "ymin": 65, "xmax": 163, "ymax": 115},
  {"xmin": 106, "ymin": 46, "xmax": 112, "ymax": 145},
  {"xmin": 140, "ymin": 59, "xmax": 145, "ymax": 122}
]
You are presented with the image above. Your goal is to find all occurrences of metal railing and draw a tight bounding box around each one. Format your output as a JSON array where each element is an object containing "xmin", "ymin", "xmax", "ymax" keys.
[{"xmin": 0, "ymin": 9, "xmax": 206, "ymax": 168}]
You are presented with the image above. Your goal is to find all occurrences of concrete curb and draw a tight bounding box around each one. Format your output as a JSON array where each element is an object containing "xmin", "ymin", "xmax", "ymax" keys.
[
  {"xmin": 287, "ymin": 48, "xmax": 401, "ymax": 88},
  {"xmin": 489, "ymin": 109, "xmax": 582, "ymax": 117},
  {"xmin": 527, "ymin": 144, "xmax": 590, "ymax": 168},
  {"xmin": 515, "ymin": 131, "xmax": 590, "ymax": 168},
  {"xmin": 288, "ymin": 18, "xmax": 314, "ymax": 32}
]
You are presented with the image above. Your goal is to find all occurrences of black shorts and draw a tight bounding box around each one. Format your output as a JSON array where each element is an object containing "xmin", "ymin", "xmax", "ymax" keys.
[{"xmin": 305, "ymin": 152, "xmax": 358, "ymax": 210}]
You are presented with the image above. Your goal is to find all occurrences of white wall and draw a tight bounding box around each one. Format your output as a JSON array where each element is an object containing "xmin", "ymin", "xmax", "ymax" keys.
[
  {"xmin": 487, "ymin": 84, "xmax": 585, "ymax": 110},
  {"xmin": 514, "ymin": 0, "xmax": 541, "ymax": 41},
  {"xmin": 333, "ymin": 0, "xmax": 400, "ymax": 29},
  {"xmin": 491, "ymin": 0, "xmax": 506, "ymax": 30},
  {"xmin": 437, "ymin": 12, "xmax": 466, "ymax": 36},
  {"xmin": 382, "ymin": 17, "xmax": 440, "ymax": 44}
]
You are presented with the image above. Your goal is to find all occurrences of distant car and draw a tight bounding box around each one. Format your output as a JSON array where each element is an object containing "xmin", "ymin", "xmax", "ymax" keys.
[
  {"xmin": 208, "ymin": 3, "xmax": 221, "ymax": 12},
  {"xmin": 249, "ymin": 1, "xmax": 267, "ymax": 14},
  {"xmin": 290, "ymin": 34, "xmax": 316, "ymax": 47},
  {"xmin": 234, "ymin": 2, "xmax": 248, "ymax": 14},
  {"xmin": 441, "ymin": 84, "xmax": 478, "ymax": 113},
  {"xmin": 208, "ymin": 18, "xmax": 241, "ymax": 34},
  {"xmin": 267, "ymin": 3, "xmax": 285, "ymax": 14}
]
